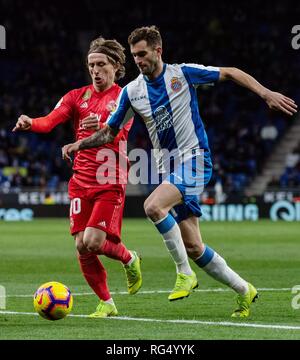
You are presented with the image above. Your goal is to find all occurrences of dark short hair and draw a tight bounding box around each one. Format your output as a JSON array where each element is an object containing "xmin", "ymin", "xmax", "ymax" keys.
[
  {"xmin": 128, "ymin": 25, "xmax": 162, "ymax": 49},
  {"xmin": 87, "ymin": 37, "xmax": 126, "ymax": 80}
]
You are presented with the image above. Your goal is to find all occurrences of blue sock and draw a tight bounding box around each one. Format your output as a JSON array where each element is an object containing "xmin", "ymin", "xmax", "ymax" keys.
[
  {"xmin": 153, "ymin": 213, "xmax": 192, "ymax": 275},
  {"xmin": 154, "ymin": 213, "xmax": 176, "ymax": 234},
  {"xmin": 194, "ymin": 245, "xmax": 248, "ymax": 294},
  {"xmin": 194, "ymin": 245, "xmax": 215, "ymax": 268}
]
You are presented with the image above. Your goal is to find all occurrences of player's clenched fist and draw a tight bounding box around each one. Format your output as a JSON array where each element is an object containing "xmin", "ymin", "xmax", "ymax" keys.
[
  {"xmin": 12, "ymin": 114, "xmax": 32, "ymax": 132},
  {"xmin": 81, "ymin": 113, "xmax": 101, "ymax": 130}
]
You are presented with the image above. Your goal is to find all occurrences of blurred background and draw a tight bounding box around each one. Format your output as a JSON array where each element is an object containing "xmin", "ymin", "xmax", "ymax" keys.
[{"xmin": 1, "ymin": 0, "xmax": 300, "ymax": 221}]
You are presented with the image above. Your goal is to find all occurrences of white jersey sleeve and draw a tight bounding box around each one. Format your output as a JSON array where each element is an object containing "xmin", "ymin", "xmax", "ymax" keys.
[{"xmin": 180, "ymin": 63, "xmax": 220, "ymax": 85}]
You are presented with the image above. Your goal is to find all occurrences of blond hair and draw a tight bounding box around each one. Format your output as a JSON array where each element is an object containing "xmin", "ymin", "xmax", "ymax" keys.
[{"xmin": 87, "ymin": 37, "xmax": 126, "ymax": 80}]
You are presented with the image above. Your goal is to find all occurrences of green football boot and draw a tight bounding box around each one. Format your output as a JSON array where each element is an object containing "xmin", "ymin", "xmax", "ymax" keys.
[
  {"xmin": 89, "ymin": 300, "xmax": 118, "ymax": 318},
  {"xmin": 168, "ymin": 271, "xmax": 198, "ymax": 301},
  {"xmin": 231, "ymin": 283, "xmax": 259, "ymax": 318},
  {"xmin": 123, "ymin": 251, "xmax": 142, "ymax": 295}
]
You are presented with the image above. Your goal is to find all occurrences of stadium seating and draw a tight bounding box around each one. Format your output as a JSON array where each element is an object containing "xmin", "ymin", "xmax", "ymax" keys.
[{"xmin": 1, "ymin": 0, "xmax": 299, "ymax": 193}]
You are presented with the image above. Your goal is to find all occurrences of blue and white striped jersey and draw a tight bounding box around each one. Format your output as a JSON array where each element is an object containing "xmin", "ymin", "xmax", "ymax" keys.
[{"xmin": 107, "ymin": 63, "xmax": 220, "ymax": 172}]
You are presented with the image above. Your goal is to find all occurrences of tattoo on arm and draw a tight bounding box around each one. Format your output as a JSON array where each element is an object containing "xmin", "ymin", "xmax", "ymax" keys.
[{"xmin": 78, "ymin": 126, "xmax": 118, "ymax": 150}]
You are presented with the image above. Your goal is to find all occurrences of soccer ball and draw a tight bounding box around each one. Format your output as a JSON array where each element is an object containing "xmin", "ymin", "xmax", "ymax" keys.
[{"xmin": 33, "ymin": 281, "xmax": 73, "ymax": 321}]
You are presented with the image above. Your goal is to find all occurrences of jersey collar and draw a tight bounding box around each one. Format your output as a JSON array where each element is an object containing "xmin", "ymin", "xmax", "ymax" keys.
[
  {"xmin": 92, "ymin": 83, "xmax": 117, "ymax": 97},
  {"xmin": 143, "ymin": 63, "xmax": 167, "ymax": 84}
]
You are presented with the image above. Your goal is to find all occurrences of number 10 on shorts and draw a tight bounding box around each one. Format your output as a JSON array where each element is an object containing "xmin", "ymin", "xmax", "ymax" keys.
[{"xmin": 70, "ymin": 198, "xmax": 81, "ymax": 215}]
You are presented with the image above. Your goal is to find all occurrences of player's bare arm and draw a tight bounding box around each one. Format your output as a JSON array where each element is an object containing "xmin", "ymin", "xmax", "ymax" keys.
[
  {"xmin": 12, "ymin": 114, "xmax": 32, "ymax": 131},
  {"xmin": 61, "ymin": 125, "xmax": 118, "ymax": 162},
  {"xmin": 79, "ymin": 125, "xmax": 118, "ymax": 149},
  {"xmin": 219, "ymin": 67, "xmax": 298, "ymax": 116}
]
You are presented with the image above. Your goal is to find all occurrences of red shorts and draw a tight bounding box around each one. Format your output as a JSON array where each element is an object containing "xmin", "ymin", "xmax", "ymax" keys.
[{"xmin": 68, "ymin": 177, "xmax": 126, "ymax": 243}]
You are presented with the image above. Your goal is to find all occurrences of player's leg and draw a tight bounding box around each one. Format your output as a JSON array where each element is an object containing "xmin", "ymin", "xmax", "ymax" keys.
[
  {"xmin": 69, "ymin": 179, "xmax": 117, "ymax": 317},
  {"xmin": 83, "ymin": 225, "xmax": 142, "ymax": 296},
  {"xmin": 86, "ymin": 189, "xmax": 142, "ymax": 295},
  {"xmin": 179, "ymin": 215, "xmax": 249, "ymax": 291},
  {"xmin": 75, "ymin": 233, "xmax": 112, "ymax": 300},
  {"xmin": 178, "ymin": 215, "xmax": 258, "ymax": 317},
  {"xmin": 75, "ymin": 233, "xmax": 117, "ymax": 318},
  {"xmin": 82, "ymin": 226, "xmax": 106, "ymax": 253},
  {"xmin": 144, "ymin": 183, "xmax": 196, "ymax": 301},
  {"xmin": 99, "ymin": 239, "xmax": 142, "ymax": 295},
  {"xmin": 81, "ymin": 194, "xmax": 132, "ymax": 263}
]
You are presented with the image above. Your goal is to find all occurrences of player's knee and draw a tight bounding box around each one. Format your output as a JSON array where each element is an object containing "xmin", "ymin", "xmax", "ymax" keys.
[
  {"xmin": 144, "ymin": 201, "xmax": 165, "ymax": 221},
  {"xmin": 84, "ymin": 239, "xmax": 101, "ymax": 253},
  {"xmin": 186, "ymin": 243, "xmax": 204, "ymax": 260},
  {"xmin": 75, "ymin": 233, "xmax": 88, "ymax": 254},
  {"xmin": 83, "ymin": 233, "xmax": 105, "ymax": 253},
  {"xmin": 76, "ymin": 241, "xmax": 88, "ymax": 254}
]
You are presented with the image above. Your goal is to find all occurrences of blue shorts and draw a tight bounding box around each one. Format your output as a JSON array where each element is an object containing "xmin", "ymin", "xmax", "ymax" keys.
[{"xmin": 164, "ymin": 152, "xmax": 212, "ymax": 223}]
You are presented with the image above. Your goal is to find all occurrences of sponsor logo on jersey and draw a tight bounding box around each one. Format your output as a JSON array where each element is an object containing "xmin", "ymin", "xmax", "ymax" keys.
[
  {"xmin": 82, "ymin": 89, "xmax": 92, "ymax": 100},
  {"xmin": 170, "ymin": 77, "xmax": 182, "ymax": 92},
  {"xmin": 54, "ymin": 97, "xmax": 63, "ymax": 109},
  {"xmin": 153, "ymin": 106, "xmax": 173, "ymax": 132},
  {"xmin": 130, "ymin": 95, "xmax": 147, "ymax": 102}
]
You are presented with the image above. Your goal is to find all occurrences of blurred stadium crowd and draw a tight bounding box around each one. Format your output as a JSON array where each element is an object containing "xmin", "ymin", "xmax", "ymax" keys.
[{"xmin": 1, "ymin": 0, "xmax": 300, "ymax": 193}]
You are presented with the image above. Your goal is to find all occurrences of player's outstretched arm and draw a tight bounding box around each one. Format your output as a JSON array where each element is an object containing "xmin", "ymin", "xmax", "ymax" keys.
[
  {"xmin": 219, "ymin": 67, "xmax": 298, "ymax": 116},
  {"xmin": 12, "ymin": 114, "xmax": 32, "ymax": 131},
  {"xmin": 61, "ymin": 125, "xmax": 118, "ymax": 162},
  {"xmin": 13, "ymin": 93, "xmax": 74, "ymax": 133}
]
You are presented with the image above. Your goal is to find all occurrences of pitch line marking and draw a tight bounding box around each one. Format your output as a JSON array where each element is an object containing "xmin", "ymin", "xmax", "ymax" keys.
[
  {"xmin": 1, "ymin": 287, "xmax": 293, "ymax": 298},
  {"xmin": 0, "ymin": 310, "xmax": 300, "ymax": 331}
]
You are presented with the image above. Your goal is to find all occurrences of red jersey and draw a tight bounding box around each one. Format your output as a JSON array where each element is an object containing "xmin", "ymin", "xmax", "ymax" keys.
[{"xmin": 31, "ymin": 84, "xmax": 132, "ymax": 188}]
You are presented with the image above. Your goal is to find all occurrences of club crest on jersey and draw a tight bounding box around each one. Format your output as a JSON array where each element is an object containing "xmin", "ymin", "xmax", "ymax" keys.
[
  {"xmin": 106, "ymin": 100, "xmax": 117, "ymax": 113},
  {"xmin": 82, "ymin": 89, "xmax": 92, "ymax": 101},
  {"xmin": 170, "ymin": 77, "xmax": 182, "ymax": 92}
]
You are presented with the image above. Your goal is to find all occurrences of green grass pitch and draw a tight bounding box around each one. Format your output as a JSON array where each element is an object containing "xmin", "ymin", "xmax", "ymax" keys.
[{"xmin": 0, "ymin": 218, "xmax": 299, "ymax": 340}]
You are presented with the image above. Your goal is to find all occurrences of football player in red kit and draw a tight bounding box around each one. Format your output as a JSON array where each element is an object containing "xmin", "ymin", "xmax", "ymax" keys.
[{"xmin": 13, "ymin": 37, "xmax": 142, "ymax": 318}]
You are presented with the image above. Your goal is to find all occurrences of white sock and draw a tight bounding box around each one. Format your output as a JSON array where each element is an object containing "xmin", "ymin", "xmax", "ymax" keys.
[
  {"xmin": 154, "ymin": 214, "xmax": 192, "ymax": 275},
  {"xmin": 196, "ymin": 246, "xmax": 248, "ymax": 295},
  {"xmin": 105, "ymin": 298, "xmax": 115, "ymax": 305},
  {"xmin": 125, "ymin": 252, "xmax": 135, "ymax": 266}
]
